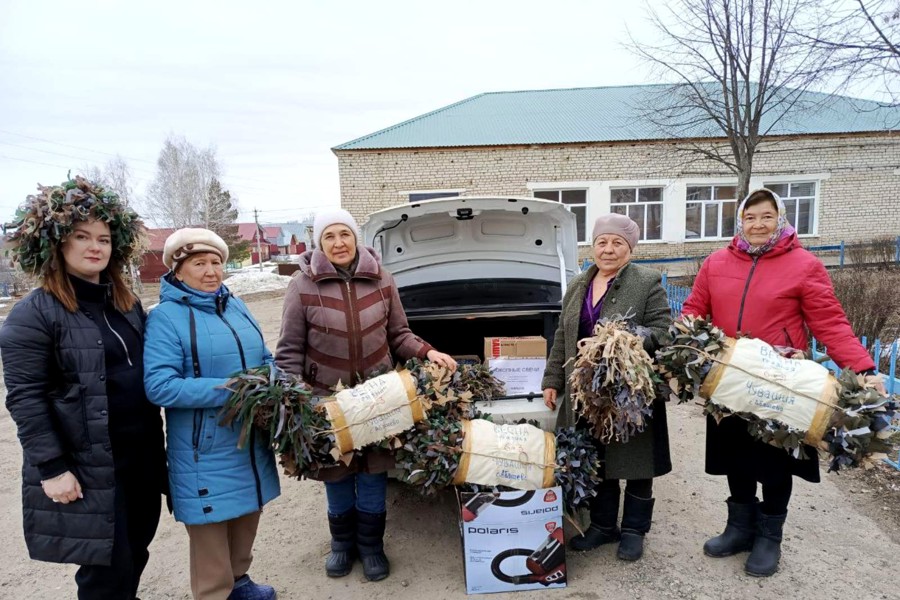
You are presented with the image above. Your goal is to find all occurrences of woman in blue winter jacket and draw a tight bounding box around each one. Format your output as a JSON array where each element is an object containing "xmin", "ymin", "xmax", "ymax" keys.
[{"xmin": 144, "ymin": 228, "xmax": 281, "ymax": 600}]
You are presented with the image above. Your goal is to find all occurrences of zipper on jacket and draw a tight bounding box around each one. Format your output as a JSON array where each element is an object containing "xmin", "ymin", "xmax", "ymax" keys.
[
  {"xmin": 735, "ymin": 256, "xmax": 760, "ymax": 333},
  {"xmin": 783, "ymin": 328, "xmax": 795, "ymax": 349},
  {"xmin": 249, "ymin": 427, "xmax": 263, "ymax": 509},
  {"xmin": 345, "ymin": 281, "xmax": 362, "ymax": 385},
  {"xmin": 215, "ymin": 296, "xmax": 262, "ymax": 504},
  {"xmin": 102, "ymin": 311, "xmax": 133, "ymax": 367},
  {"xmin": 192, "ymin": 409, "xmax": 202, "ymax": 463},
  {"xmin": 188, "ymin": 306, "xmax": 203, "ymax": 463},
  {"xmin": 216, "ymin": 298, "xmax": 248, "ymax": 371}
]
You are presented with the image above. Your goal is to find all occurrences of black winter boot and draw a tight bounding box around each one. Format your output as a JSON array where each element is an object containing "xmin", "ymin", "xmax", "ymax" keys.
[
  {"xmin": 617, "ymin": 492, "xmax": 654, "ymax": 561},
  {"xmin": 325, "ymin": 509, "xmax": 357, "ymax": 577},
  {"xmin": 570, "ymin": 485, "xmax": 621, "ymax": 551},
  {"xmin": 357, "ymin": 511, "xmax": 390, "ymax": 582},
  {"xmin": 703, "ymin": 498, "xmax": 759, "ymax": 558},
  {"xmin": 745, "ymin": 511, "xmax": 787, "ymax": 577}
]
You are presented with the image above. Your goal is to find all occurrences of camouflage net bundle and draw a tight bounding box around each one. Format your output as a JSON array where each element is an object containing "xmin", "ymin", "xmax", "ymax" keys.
[
  {"xmin": 218, "ymin": 365, "xmax": 336, "ymax": 478},
  {"xmin": 568, "ymin": 318, "xmax": 658, "ymax": 444},
  {"xmin": 397, "ymin": 415, "xmax": 603, "ymax": 513},
  {"xmin": 655, "ymin": 316, "xmax": 900, "ymax": 471},
  {"xmin": 220, "ymin": 359, "xmax": 508, "ymax": 479},
  {"xmin": 221, "ymin": 362, "xmax": 603, "ymax": 512}
]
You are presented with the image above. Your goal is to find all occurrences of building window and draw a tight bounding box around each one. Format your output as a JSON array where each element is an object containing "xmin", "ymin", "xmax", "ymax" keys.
[
  {"xmin": 533, "ymin": 189, "xmax": 588, "ymax": 243},
  {"xmin": 685, "ymin": 185, "xmax": 737, "ymax": 240},
  {"xmin": 764, "ymin": 182, "xmax": 816, "ymax": 235},
  {"xmin": 408, "ymin": 191, "xmax": 459, "ymax": 202},
  {"xmin": 609, "ymin": 187, "xmax": 663, "ymax": 241}
]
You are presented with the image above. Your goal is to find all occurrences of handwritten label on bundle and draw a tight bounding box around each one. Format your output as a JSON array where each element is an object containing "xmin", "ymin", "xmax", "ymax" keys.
[
  {"xmin": 324, "ymin": 370, "xmax": 422, "ymax": 453},
  {"xmin": 453, "ymin": 420, "xmax": 556, "ymax": 489},
  {"xmin": 705, "ymin": 337, "xmax": 837, "ymax": 442}
]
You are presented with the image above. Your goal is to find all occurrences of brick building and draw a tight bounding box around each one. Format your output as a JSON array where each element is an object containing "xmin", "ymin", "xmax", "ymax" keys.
[{"xmin": 333, "ymin": 85, "xmax": 900, "ymax": 260}]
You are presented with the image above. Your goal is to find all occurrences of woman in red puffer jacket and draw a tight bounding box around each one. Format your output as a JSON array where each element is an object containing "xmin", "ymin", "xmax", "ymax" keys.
[{"xmin": 682, "ymin": 188, "xmax": 881, "ymax": 578}]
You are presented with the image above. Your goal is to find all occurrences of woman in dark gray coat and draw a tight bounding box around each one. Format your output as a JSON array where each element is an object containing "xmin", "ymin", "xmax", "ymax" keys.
[
  {"xmin": 0, "ymin": 176, "xmax": 166, "ymax": 599},
  {"xmin": 542, "ymin": 213, "xmax": 671, "ymax": 562}
]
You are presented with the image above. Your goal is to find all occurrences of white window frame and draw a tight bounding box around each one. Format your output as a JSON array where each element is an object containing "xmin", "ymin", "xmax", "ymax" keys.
[
  {"xmin": 529, "ymin": 179, "xmax": 681, "ymax": 245},
  {"xmin": 684, "ymin": 182, "xmax": 740, "ymax": 242},
  {"xmin": 761, "ymin": 177, "xmax": 822, "ymax": 237},
  {"xmin": 530, "ymin": 187, "xmax": 590, "ymax": 244},
  {"xmin": 609, "ymin": 186, "xmax": 665, "ymax": 242}
]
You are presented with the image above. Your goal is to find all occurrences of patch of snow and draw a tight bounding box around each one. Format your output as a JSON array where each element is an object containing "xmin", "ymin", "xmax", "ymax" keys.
[
  {"xmin": 227, "ymin": 263, "xmax": 279, "ymax": 275},
  {"xmin": 224, "ymin": 271, "xmax": 292, "ymax": 296},
  {"xmin": 0, "ymin": 303, "xmax": 7, "ymax": 308}
]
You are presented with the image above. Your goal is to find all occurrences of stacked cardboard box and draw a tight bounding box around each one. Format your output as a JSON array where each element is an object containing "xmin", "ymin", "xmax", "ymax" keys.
[{"xmin": 483, "ymin": 336, "xmax": 547, "ymax": 397}]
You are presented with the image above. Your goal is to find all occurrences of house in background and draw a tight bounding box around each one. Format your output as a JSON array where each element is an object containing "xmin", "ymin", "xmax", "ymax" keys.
[
  {"xmin": 140, "ymin": 227, "xmax": 176, "ymax": 283},
  {"xmin": 263, "ymin": 225, "xmax": 307, "ymax": 256},
  {"xmin": 265, "ymin": 220, "xmax": 314, "ymax": 251},
  {"xmin": 333, "ymin": 84, "xmax": 900, "ymax": 261},
  {"xmin": 236, "ymin": 222, "xmax": 271, "ymax": 266}
]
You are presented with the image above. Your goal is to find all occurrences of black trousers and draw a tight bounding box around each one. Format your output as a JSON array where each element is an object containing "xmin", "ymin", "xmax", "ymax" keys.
[
  {"xmin": 75, "ymin": 460, "xmax": 162, "ymax": 600},
  {"xmin": 597, "ymin": 477, "xmax": 653, "ymax": 498},
  {"xmin": 727, "ymin": 471, "xmax": 792, "ymax": 515}
]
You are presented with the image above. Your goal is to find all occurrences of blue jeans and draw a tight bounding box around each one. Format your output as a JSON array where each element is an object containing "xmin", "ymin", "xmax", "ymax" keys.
[{"xmin": 324, "ymin": 472, "xmax": 387, "ymax": 516}]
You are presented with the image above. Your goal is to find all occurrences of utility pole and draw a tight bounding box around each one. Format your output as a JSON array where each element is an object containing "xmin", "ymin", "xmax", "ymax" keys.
[{"xmin": 254, "ymin": 207, "xmax": 263, "ymax": 272}]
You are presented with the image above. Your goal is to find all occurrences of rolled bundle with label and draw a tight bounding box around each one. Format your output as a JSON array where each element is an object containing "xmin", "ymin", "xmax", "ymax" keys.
[
  {"xmin": 451, "ymin": 420, "xmax": 556, "ymax": 490},
  {"xmin": 700, "ymin": 337, "xmax": 839, "ymax": 446},
  {"xmin": 323, "ymin": 369, "xmax": 425, "ymax": 454},
  {"xmin": 222, "ymin": 360, "xmax": 507, "ymax": 479},
  {"xmin": 656, "ymin": 316, "xmax": 899, "ymax": 469}
]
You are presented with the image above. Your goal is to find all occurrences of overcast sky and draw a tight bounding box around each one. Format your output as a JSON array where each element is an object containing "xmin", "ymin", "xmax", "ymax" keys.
[{"xmin": 0, "ymin": 0, "xmax": 876, "ymax": 226}]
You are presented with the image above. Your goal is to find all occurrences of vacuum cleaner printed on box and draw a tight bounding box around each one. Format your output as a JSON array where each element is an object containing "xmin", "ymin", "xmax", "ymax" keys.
[{"xmin": 459, "ymin": 487, "xmax": 566, "ymax": 594}]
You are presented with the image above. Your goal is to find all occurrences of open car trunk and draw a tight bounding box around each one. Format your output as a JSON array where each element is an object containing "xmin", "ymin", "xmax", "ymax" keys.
[{"xmin": 362, "ymin": 196, "xmax": 579, "ymax": 428}]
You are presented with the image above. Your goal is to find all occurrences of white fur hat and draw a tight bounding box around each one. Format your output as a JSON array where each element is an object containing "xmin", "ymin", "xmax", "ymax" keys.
[
  {"xmin": 163, "ymin": 228, "xmax": 229, "ymax": 269},
  {"xmin": 313, "ymin": 208, "xmax": 360, "ymax": 247}
]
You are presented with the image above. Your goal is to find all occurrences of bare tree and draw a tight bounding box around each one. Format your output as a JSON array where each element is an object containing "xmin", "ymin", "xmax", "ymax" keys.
[
  {"xmin": 805, "ymin": 1, "xmax": 900, "ymax": 102},
  {"xmin": 145, "ymin": 135, "xmax": 221, "ymax": 228},
  {"xmin": 79, "ymin": 156, "xmax": 136, "ymax": 205},
  {"xmin": 631, "ymin": 0, "xmax": 835, "ymax": 200}
]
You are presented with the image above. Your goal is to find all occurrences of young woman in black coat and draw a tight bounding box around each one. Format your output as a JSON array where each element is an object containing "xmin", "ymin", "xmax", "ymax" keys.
[{"xmin": 0, "ymin": 176, "xmax": 166, "ymax": 600}]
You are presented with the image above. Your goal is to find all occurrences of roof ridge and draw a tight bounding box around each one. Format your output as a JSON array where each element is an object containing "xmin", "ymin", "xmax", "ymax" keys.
[
  {"xmin": 481, "ymin": 82, "xmax": 675, "ymax": 95},
  {"xmin": 333, "ymin": 92, "xmax": 488, "ymax": 151}
]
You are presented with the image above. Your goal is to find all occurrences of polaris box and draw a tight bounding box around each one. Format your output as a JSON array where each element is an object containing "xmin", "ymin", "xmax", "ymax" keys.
[{"xmin": 458, "ymin": 487, "xmax": 566, "ymax": 594}]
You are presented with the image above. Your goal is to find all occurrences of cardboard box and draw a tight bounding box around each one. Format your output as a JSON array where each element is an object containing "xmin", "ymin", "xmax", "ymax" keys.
[
  {"xmin": 483, "ymin": 336, "xmax": 547, "ymax": 360},
  {"xmin": 458, "ymin": 487, "xmax": 567, "ymax": 594},
  {"xmin": 487, "ymin": 358, "xmax": 546, "ymax": 397}
]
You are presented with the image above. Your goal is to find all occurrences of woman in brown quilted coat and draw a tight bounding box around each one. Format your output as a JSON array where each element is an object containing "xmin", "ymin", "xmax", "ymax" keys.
[{"xmin": 275, "ymin": 208, "xmax": 455, "ymax": 582}]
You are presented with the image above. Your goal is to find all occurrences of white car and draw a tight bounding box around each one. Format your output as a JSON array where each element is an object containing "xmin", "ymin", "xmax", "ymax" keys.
[{"xmin": 362, "ymin": 196, "xmax": 579, "ymax": 430}]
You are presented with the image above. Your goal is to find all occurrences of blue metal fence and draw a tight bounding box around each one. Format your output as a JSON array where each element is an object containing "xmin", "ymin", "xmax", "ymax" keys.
[{"xmin": 661, "ymin": 274, "xmax": 689, "ymax": 315}]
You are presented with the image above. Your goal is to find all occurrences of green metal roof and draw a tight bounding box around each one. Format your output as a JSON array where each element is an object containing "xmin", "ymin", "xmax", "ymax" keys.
[{"xmin": 334, "ymin": 84, "xmax": 900, "ymax": 150}]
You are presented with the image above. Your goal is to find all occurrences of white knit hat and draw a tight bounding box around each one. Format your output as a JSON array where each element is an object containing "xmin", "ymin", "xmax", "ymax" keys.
[
  {"xmin": 313, "ymin": 208, "xmax": 360, "ymax": 248},
  {"xmin": 163, "ymin": 228, "xmax": 229, "ymax": 269}
]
